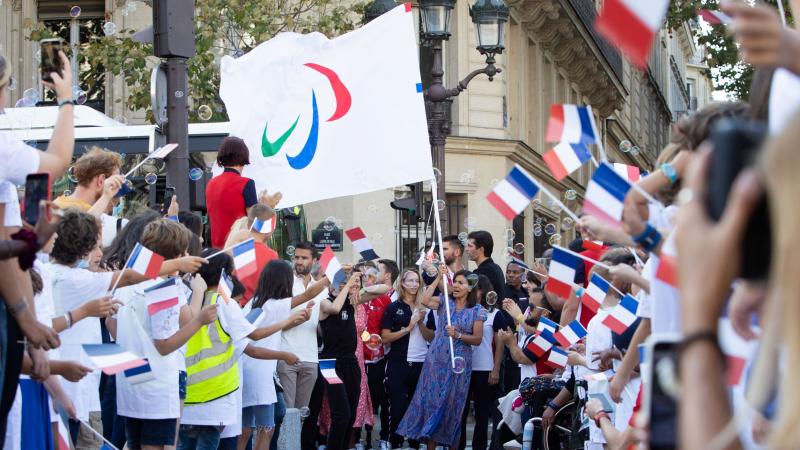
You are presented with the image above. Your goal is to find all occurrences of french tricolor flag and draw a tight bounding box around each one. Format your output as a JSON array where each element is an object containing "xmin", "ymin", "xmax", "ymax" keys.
[
  {"xmin": 126, "ymin": 243, "xmax": 164, "ymax": 279},
  {"xmin": 232, "ymin": 238, "xmax": 258, "ymax": 280},
  {"xmin": 525, "ymin": 332, "xmax": 553, "ymax": 357},
  {"xmin": 218, "ymin": 269, "xmax": 234, "ymax": 304},
  {"xmin": 554, "ymin": 320, "xmax": 588, "ymax": 347},
  {"xmin": 655, "ymin": 254, "xmax": 677, "ymax": 287},
  {"xmin": 546, "ymin": 347, "xmax": 569, "ymax": 369},
  {"xmin": 144, "ymin": 277, "xmax": 181, "ymax": 316},
  {"xmin": 582, "ymin": 273, "xmax": 611, "ymax": 313},
  {"xmin": 82, "ymin": 343, "xmax": 148, "ymax": 375},
  {"xmin": 602, "ymin": 294, "xmax": 640, "ymax": 334},
  {"xmin": 698, "ymin": 9, "xmax": 732, "ymax": 26},
  {"xmin": 537, "ymin": 316, "xmax": 559, "ymax": 336},
  {"xmin": 124, "ymin": 359, "xmax": 155, "ymax": 385},
  {"xmin": 613, "ymin": 163, "xmax": 641, "ymax": 183},
  {"xmin": 319, "ymin": 245, "xmax": 344, "ymax": 282},
  {"xmin": 545, "ymin": 248, "xmax": 580, "ymax": 298},
  {"xmin": 543, "ymin": 142, "xmax": 592, "ymax": 181},
  {"xmin": 55, "ymin": 415, "xmax": 72, "ymax": 450},
  {"xmin": 320, "ymin": 358, "xmax": 342, "ymax": 384},
  {"xmin": 150, "ymin": 143, "xmax": 179, "ymax": 159},
  {"xmin": 252, "ymin": 216, "xmax": 276, "ymax": 234},
  {"xmin": 486, "ymin": 165, "xmax": 540, "ymax": 220},
  {"xmin": 595, "ymin": 0, "xmax": 670, "ymax": 69},
  {"xmin": 582, "ymin": 239, "xmax": 605, "ymax": 253},
  {"xmin": 545, "ymin": 104, "xmax": 597, "ymax": 145},
  {"xmin": 584, "ymin": 162, "xmax": 632, "ymax": 225},
  {"xmin": 345, "ymin": 227, "xmax": 379, "ymax": 261}
]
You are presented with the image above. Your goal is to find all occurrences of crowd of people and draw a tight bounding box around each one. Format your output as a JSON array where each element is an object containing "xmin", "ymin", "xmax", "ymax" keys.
[{"xmin": 1, "ymin": 1, "xmax": 800, "ymax": 449}]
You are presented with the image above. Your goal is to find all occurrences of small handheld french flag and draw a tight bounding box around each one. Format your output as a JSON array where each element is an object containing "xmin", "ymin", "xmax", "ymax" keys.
[
  {"xmin": 143, "ymin": 277, "xmax": 180, "ymax": 316},
  {"xmin": 546, "ymin": 347, "xmax": 569, "ymax": 369},
  {"xmin": 583, "ymin": 162, "xmax": 632, "ymax": 225},
  {"xmin": 613, "ymin": 163, "xmax": 641, "ymax": 183},
  {"xmin": 345, "ymin": 227, "xmax": 379, "ymax": 261},
  {"xmin": 698, "ymin": 9, "xmax": 732, "ymax": 26},
  {"xmin": 595, "ymin": 0, "xmax": 670, "ymax": 69},
  {"xmin": 82, "ymin": 343, "xmax": 148, "ymax": 375},
  {"xmin": 546, "ymin": 104, "xmax": 596, "ymax": 145},
  {"xmin": 545, "ymin": 248, "xmax": 580, "ymax": 298},
  {"xmin": 126, "ymin": 243, "xmax": 165, "ymax": 279},
  {"xmin": 319, "ymin": 245, "xmax": 344, "ymax": 283},
  {"xmin": 602, "ymin": 294, "xmax": 639, "ymax": 334},
  {"xmin": 252, "ymin": 216, "xmax": 276, "ymax": 234},
  {"xmin": 655, "ymin": 254, "xmax": 677, "ymax": 287},
  {"xmin": 124, "ymin": 359, "xmax": 155, "ymax": 385},
  {"xmin": 486, "ymin": 165, "xmax": 540, "ymax": 221},
  {"xmin": 582, "ymin": 273, "xmax": 611, "ymax": 313},
  {"xmin": 543, "ymin": 142, "xmax": 592, "ymax": 181},
  {"xmin": 218, "ymin": 269, "xmax": 234, "ymax": 304},
  {"xmin": 537, "ymin": 317, "xmax": 559, "ymax": 336},
  {"xmin": 150, "ymin": 143, "xmax": 178, "ymax": 159},
  {"xmin": 525, "ymin": 333, "xmax": 553, "ymax": 358},
  {"xmin": 232, "ymin": 239, "xmax": 258, "ymax": 279},
  {"xmin": 554, "ymin": 320, "xmax": 588, "ymax": 347},
  {"xmin": 320, "ymin": 359, "xmax": 342, "ymax": 384}
]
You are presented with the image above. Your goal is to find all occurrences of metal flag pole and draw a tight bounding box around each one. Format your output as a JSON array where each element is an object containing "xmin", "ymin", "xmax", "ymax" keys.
[{"xmin": 429, "ymin": 175, "xmax": 457, "ymax": 370}]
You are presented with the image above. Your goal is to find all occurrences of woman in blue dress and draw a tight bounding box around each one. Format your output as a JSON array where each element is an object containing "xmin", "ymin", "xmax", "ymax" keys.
[{"xmin": 398, "ymin": 268, "xmax": 487, "ymax": 449}]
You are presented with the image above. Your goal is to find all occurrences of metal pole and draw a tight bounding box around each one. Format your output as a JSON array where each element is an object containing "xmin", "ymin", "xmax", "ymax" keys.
[
  {"xmin": 164, "ymin": 58, "xmax": 190, "ymax": 207},
  {"xmin": 425, "ymin": 40, "xmax": 451, "ymax": 232}
]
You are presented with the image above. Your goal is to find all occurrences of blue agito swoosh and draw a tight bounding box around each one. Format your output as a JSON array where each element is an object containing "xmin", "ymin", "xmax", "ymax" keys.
[{"xmin": 286, "ymin": 90, "xmax": 319, "ymax": 170}]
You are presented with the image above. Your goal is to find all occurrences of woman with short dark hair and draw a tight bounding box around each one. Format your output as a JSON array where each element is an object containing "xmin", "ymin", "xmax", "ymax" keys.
[{"xmin": 206, "ymin": 137, "xmax": 259, "ymax": 248}]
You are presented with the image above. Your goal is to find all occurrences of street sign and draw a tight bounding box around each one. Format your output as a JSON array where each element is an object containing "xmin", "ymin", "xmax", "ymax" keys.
[
  {"xmin": 150, "ymin": 64, "xmax": 168, "ymax": 127},
  {"xmin": 312, "ymin": 228, "xmax": 343, "ymax": 252}
]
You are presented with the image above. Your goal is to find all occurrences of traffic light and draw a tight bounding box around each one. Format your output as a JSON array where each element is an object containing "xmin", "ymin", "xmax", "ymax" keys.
[
  {"xmin": 391, "ymin": 182, "xmax": 424, "ymax": 222},
  {"xmin": 153, "ymin": 0, "xmax": 196, "ymax": 58}
]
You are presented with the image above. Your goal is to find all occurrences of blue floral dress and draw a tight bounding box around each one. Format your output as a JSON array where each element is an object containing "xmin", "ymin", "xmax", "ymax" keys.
[{"xmin": 397, "ymin": 296, "xmax": 487, "ymax": 447}]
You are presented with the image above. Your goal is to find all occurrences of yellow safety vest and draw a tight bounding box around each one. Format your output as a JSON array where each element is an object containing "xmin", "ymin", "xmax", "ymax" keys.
[{"xmin": 184, "ymin": 292, "xmax": 239, "ymax": 404}]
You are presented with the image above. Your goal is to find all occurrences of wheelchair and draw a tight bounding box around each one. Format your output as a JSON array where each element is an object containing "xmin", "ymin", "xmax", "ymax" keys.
[{"xmin": 517, "ymin": 377, "xmax": 589, "ymax": 450}]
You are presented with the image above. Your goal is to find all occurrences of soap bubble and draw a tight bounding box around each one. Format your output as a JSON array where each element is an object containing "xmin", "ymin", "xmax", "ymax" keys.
[
  {"xmin": 630, "ymin": 146, "xmax": 640, "ymax": 156},
  {"xmin": 533, "ymin": 224, "xmax": 543, "ymax": 237},
  {"xmin": 459, "ymin": 172, "xmax": 473, "ymax": 183},
  {"xmin": 23, "ymin": 88, "xmax": 39, "ymax": 104},
  {"xmin": 544, "ymin": 223, "xmax": 556, "ymax": 235},
  {"xmin": 619, "ymin": 140, "xmax": 632, "ymax": 153},
  {"xmin": 323, "ymin": 216, "xmax": 335, "ymax": 232},
  {"xmin": 458, "ymin": 231, "xmax": 468, "ymax": 243},
  {"xmin": 174, "ymin": 90, "xmax": 184, "ymax": 98},
  {"xmin": 63, "ymin": 190, "xmax": 71, "ymax": 197},
  {"xmin": 425, "ymin": 264, "xmax": 438, "ymax": 277},
  {"xmin": 548, "ymin": 234, "xmax": 562, "ymax": 246},
  {"xmin": 490, "ymin": 178, "xmax": 500, "ymax": 187},
  {"xmin": 452, "ymin": 356, "xmax": 466, "ymax": 374},
  {"xmin": 432, "ymin": 167, "xmax": 442, "ymax": 183},
  {"xmin": 466, "ymin": 274, "xmax": 479, "ymax": 288},
  {"xmin": 549, "ymin": 200, "xmax": 561, "ymax": 214},
  {"xmin": 365, "ymin": 333, "xmax": 383, "ymax": 351},
  {"xmin": 504, "ymin": 228, "xmax": 515, "ymax": 241},
  {"xmin": 436, "ymin": 199, "xmax": 446, "ymax": 211},
  {"xmin": 67, "ymin": 166, "xmax": 78, "ymax": 183},
  {"xmin": 286, "ymin": 245, "xmax": 296, "ymax": 257},
  {"xmin": 464, "ymin": 217, "xmax": 477, "ymax": 230},
  {"xmin": 372, "ymin": 233, "xmax": 383, "ymax": 242},
  {"xmin": 114, "ymin": 116, "xmax": 128, "ymax": 125},
  {"xmin": 335, "ymin": 218, "xmax": 344, "ymax": 229},
  {"xmin": 126, "ymin": 2, "xmax": 137, "ymax": 13},
  {"xmin": 14, "ymin": 98, "xmax": 35, "ymax": 108},
  {"xmin": 7, "ymin": 76, "xmax": 16, "ymax": 91},
  {"xmin": 368, "ymin": 204, "xmax": 378, "ymax": 215},
  {"xmin": 299, "ymin": 407, "xmax": 310, "ymax": 418},
  {"xmin": 485, "ymin": 291, "xmax": 498, "ymax": 306},
  {"xmin": 103, "ymin": 21, "xmax": 117, "ymax": 36},
  {"xmin": 504, "ymin": 246, "xmax": 514, "ymax": 258},
  {"xmin": 361, "ymin": 330, "xmax": 370, "ymax": 342},
  {"xmin": 72, "ymin": 86, "xmax": 87, "ymax": 105},
  {"xmin": 535, "ymin": 217, "xmax": 543, "ymax": 224},
  {"xmin": 561, "ymin": 218, "xmax": 575, "ymax": 231},
  {"xmin": 531, "ymin": 198, "xmax": 542, "ymax": 210},
  {"xmin": 513, "ymin": 243, "xmax": 525, "ymax": 254},
  {"xmin": 144, "ymin": 173, "xmax": 157, "ymax": 185},
  {"xmin": 564, "ymin": 189, "xmax": 577, "ymax": 201},
  {"xmin": 188, "ymin": 168, "xmax": 204, "ymax": 181},
  {"xmin": 69, "ymin": 5, "xmax": 81, "ymax": 17},
  {"xmin": 197, "ymin": 105, "xmax": 213, "ymax": 121}
]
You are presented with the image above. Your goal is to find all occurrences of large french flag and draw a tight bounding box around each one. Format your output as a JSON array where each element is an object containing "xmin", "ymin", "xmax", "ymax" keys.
[
  {"xmin": 319, "ymin": 245, "xmax": 344, "ymax": 282},
  {"xmin": 126, "ymin": 243, "xmax": 164, "ymax": 279},
  {"xmin": 82, "ymin": 343, "xmax": 148, "ymax": 375},
  {"xmin": 345, "ymin": 227, "xmax": 379, "ymax": 261},
  {"xmin": 543, "ymin": 142, "xmax": 592, "ymax": 181},
  {"xmin": 144, "ymin": 277, "xmax": 181, "ymax": 316},
  {"xmin": 525, "ymin": 333, "xmax": 553, "ymax": 357},
  {"xmin": 613, "ymin": 163, "xmax": 641, "ymax": 183},
  {"xmin": 124, "ymin": 359, "xmax": 155, "ymax": 385},
  {"xmin": 232, "ymin": 238, "xmax": 258, "ymax": 279},
  {"xmin": 584, "ymin": 162, "xmax": 632, "ymax": 225},
  {"xmin": 554, "ymin": 320, "xmax": 588, "ymax": 347},
  {"xmin": 582, "ymin": 273, "xmax": 611, "ymax": 313},
  {"xmin": 595, "ymin": 0, "xmax": 670, "ymax": 69},
  {"xmin": 602, "ymin": 294, "xmax": 639, "ymax": 334},
  {"xmin": 546, "ymin": 248, "xmax": 580, "ymax": 298},
  {"xmin": 320, "ymin": 359, "xmax": 343, "ymax": 384},
  {"xmin": 546, "ymin": 347, "xmax": 569, "ymax": 369},
  {"xmin": 486, "ymin": 165, "xmax": 540, "ymax": 220},
  {"xmin": 545, "ymin": 104, "xmax": 597, "ymax": 145}
]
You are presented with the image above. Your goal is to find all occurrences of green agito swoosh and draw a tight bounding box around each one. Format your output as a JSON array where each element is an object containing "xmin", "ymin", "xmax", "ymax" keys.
[{"xmin": 261, "ymin": 115, "xmax": 300, "ymax": 157}]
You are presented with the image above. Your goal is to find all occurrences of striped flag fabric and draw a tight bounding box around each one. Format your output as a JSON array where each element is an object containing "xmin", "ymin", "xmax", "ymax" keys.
[
  {"xmin": 509, "ymin": 255, "xmax": 530, "ymax": 271},
  {"xmin": 126, "ymin": 243, "xmax": 164, "ymax": 279},
  {"xmin": 252, "ymin": 216, "xmax": 276, "ymax": 234},
  {"xmin": 320, "ymin": 359, "xmax": 342, "ymax": 384},
  {"xmin": 655, "ymin": 254, "xmax": 677, "ymax": 287},
  {"xmin": 595, "ymin": 0, "xmax": 670, "ymax": 69},
  {"xmin": 546, "ymin": 347, "xmax": 569, "ymax": 369},
  {"xmin": 232, "ymin": 238, "xmax": 258, "ymax": 279},
  {"xmin": 582, "ymin": 273, "xmax": 611, "ymax": 313},
  {"xmin": 319, "ymin": 245, "xmax": 344, "ymax": 282},
  {"xmin": 345, "ymin": 227, "xmax": 379, "ymax": 261},
  {"xmin": 124, "ymin": 359, "xmax": 155, "ymax": 385},
  {"xmin": 582, "ymin": 239, "xmax": 605, "ymax": 253},
  {"xmin": 545, "ymin": 248, "xmax": 580, "ymax": 298},
  {"xmin": 554, "ymin": 320, "xmax": 588, "ymax": 347},
  {"xmin": 537, "ymin": 317, "xmax": 559, "ymax": 335},
  {"xmin": 150, "ymin": 143, "xmax": 179, "ymax": 159},
  {"xmin": 143, "ymin": 277, "xmax": 181, "ymax": 316},
  {"xmin": 543, "ymin": 142, "xmax": 592, "ymax": 181},
  {"xmin": 218, "ymin": 269, "xmax": 234, "ymax": 304},
  {"xmin": 545, "ymin": 104, "xmax": 597, "ymax": 145},
  {"xmin": 602, "ymin": 294, "xmax": 640, "ymax": 334},
  {"xmin": 81, "ymin": 343, "xmax": 148, "ymax": 375},
  {"xmin": 525, "ymin": 333, "xmax": 553, "ymax": 357},
  {"xmin": 698, "ymin": 9, "xmax": 732, "ymax": 26},
  {"xmin": 613, "ymin": 163, "xmax": 641, "ymax": 182},
  {"xmin": 583, "ymin": 162, "xmax": 632, "ymax": 225},
  {"xmin": 486, "ymin": 165, "xmax": 540, "ymax": 220}
]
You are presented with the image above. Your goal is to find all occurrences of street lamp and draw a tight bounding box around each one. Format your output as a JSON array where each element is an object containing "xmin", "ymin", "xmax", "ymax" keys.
[{"xmin": 364, "ymin": 0, "xmax": 398, "ymax": 24}]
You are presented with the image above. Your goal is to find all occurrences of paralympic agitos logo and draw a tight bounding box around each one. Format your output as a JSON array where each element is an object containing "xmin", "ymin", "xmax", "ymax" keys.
[{"xmin": 261, "ymin": 63, "xmax": 351, "ymax": 170}]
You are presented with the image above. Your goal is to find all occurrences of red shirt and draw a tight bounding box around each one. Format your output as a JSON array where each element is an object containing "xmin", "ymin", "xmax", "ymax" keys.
[
  {"xmin": 206, "ymin": 168, "xmax": 258, "ymax": 248},
  {"xmin": 364, "ymin": 291, "xmax": 393, "ymax": 362},
  {"xmin": 238, "ymin": 241, "xmax": 279, "ymax": 304}
]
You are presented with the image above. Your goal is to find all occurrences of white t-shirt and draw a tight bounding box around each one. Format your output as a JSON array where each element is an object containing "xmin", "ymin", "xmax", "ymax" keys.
[
  {"xmin": 407, "ymin": 308, "xmax": 430, "ymax": 363},
  {"xmin": 473, "ymin": 309, "xmax": 499, "ymax": 371},
  {"xmin": 0, "ymin": 181, "xmax": 21, "ymax": 227},
  {"xmin": 585, "ymin": 308, "xmax": 613, "ymax": 372},
  {"xmin": 636, "ymin": 258, "xmax": 655, "ymax": 319},
  {"xmin": 100, "ymin": 214, "xmax": 129, "ymax": 248},
  {"xmin": 769, "ymin": 68, "xmax": 800, "ymax": 134},
  {"xmin": 181, "ymin": 385, "xmax": 239, "ymax": 426},
  {"xmin": 281, "ymin": 276, "xmax": 328, "ymax": 363},
  {"xmin": 242, "ymin": 297, "xmax": 291, "ymax": 407},
  {"xmin": 0, "ymin": 133, "xmax": 40, "ymax": 186},
  {"xmin": 48, "ymin": 263, "xmax": 113, "ymax": 421},
  {"xmin": 648, "ymin": 234, "xmax": 682, "ymax": 334},
  {"xmin": 220, "ymin": 340, "xmax": 250, "ymax": 439}
]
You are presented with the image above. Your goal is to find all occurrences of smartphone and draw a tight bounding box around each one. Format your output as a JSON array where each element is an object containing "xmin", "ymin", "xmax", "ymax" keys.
[
  {"xmin": 24, "ymin": 173, "xmax": 51, "ymax": 225},
  {"xmin": 40, "ymin": 38, "xmax": 64, "ymax": 83},
  {"xmin": 643, "ymin": 334, "xmax": 681, "ymax": 450},
  {"xmin": 707, "ymin": 119, "xmax": 771, "ymax": 280},
  {"xmin": 160, "ymin": 186, "xmax": 175, "ymax": 215}
]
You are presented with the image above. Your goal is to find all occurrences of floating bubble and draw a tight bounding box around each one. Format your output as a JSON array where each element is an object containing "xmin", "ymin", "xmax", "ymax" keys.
[
  {"xmin": 323, "ymin": 216, "xmax": 335, "ymax": 232},
  {"xmin": 365, "ymin": 333, "xmax": 383, "ymax": 351},
  {"xmin": 533, "ymin": 224, "xmax": 543, "ymax": 237},
  {"xmin": 514, "ymin": 242, "xmax": 525, "ymax": 254},
  {"xmin": 504, "ymin": 246, "xmax": 514, "ymax": 258},
  {"xmin": 549, "ymin": 200, "xmax": 561, "ymax": 214},
  {"xmin": 564, "ymin": 189, "xmax": 577, "ymax": 201},
  {"xmin": 174, "ymin": 90, "xmax": 184, "ymax": 98},
  {"xmin": 485, "ymin": 291, "xmax": 498, "ymax": 306},
  {"xmin": 452, "ymin": 356, "xmax": 466, "ymax": 374},
  {"xmin": 69, "ymin": 5, "xmax": 81, "ymax": 17},
  {"xmin": 619, "ymin": 140, "xmax": 632, "ymax": 153},
  {"xmin": 67, "ymin": 166, "xmax": 78, "ymax": 183},
  {"xmin": 7, "ymin": 76, "xmax": 16, "ymax": 91},
  {"xmin": 233, "ymin": 49, "xmax": 245, "ymax": 58},
  {"xmin": 72, "ymin": 86, "xmax": 87, "ymax": 105},
  {"xmin": 103, "ymin": 21, "xmax": 117, "ymax": 36},
  {"xmin": 630, "ymin": 146, "xmax": 640, "ymax": 156},
  {"xmin": 531, "ymin": 198, "xmax": 542, "ymax": 210},
  {"xmin": 464, "ymin": 217, "xmax": 477, "ymax": 230},
  {"xmin": 62, "ymin": 190, "xmax": 71, "ymax": 197},
  {"xmin": 14, "ymin": 98, "xmax": 35, "ymax": 108},
  {"xmin": 33, "ymin": 49, "xmax": 41, "ymax": 63},
  {"xmin": 368, "ymin": 204, "xmax": 378, "ymax": 214},
  {"xmin": 548, "ymin": 234, "xmax": 562, "ymax": 246},
  {"xmin": 286, "ymin": 245, "xmax": 296, "ymax": 257},
  {"xmin": 361, "ymin": 330, "xmax": 370, "ymax": 342},
  {"xmin": 544, "ymin": 223, "xmax": 557, "ymax": 235},
  {"xmin": 188, "ymin": 167, "xmax": 204, "ymax": 181},
  {"xmin": 505, "ymin": 228, "xmax": 515, "ymax": 241},
  {"xmin": 335, "ymin": 218, "xmax": 344, "ymax": 229},
  {"xmin": 535, "ymin": 217, "xmax": 543, "ymax": 224},
  {"xmin": 561, "ymin": 217, "xmax": 575, "ymax": 231},
  {"xmin": 144, "ymin": 173, "xmax": 157, "ymax": 185},
  {"xmin": 198, "ymin": 105, "xmax": 213, "ymax": 121},
  {"xmin": 425, "ymin": 264, "xmax": 438, "ymax": 277},
  {"xmin": 466, "ymin": 274, "xmax": 479, "ymax": 288},
  {"xmin": 432, "ymin": 167, "xmax": 442, "ymax": 183},
  {"xmin": 373, "ymin": 233, "xmax": 383, "ymax": 242},
  {"xmin": 436, "ymin": 199, "xmax": 446, "ymax": 211},
  {"xmin": 23, "ymin": 88, "xmax": 39, "ymax": 104},
  {"xmin": 126, "ymin": 2, "xmax": 138, "ymax": 13},
  {"xmin": 459, "ymin": 172, "xmax": 473, "ymax": 183},
  {"xmin": 114, "ymin": 115, "xmax": 127, "ymax": 125},
  {"xmin": 299, "ymin": 406, "xmax": 310, "ymax": 418},
  {"xmin": 490, "ymin": 178, "xmax": 500, "ymax": 187},
  {"xmin": 457, "ymin": 231, "xmax": 468, "ymax": 243}
]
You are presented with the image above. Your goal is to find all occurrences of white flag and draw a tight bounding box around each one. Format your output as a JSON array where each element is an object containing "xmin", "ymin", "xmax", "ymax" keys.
[{"xmin": 219, "ymin": 4, "xmax": 433, "ymax": 207}]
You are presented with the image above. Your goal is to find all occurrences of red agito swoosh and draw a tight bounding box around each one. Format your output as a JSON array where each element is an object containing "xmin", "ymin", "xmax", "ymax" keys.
[{"xmin": 303, "ymin": 62, "xmax": 351, "ymax": 122}]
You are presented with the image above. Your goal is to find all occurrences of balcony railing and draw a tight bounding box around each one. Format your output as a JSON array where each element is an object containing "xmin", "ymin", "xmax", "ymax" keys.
[{"xmin": 566, "ymin": 0, "xmax": 624, "ymax": 83}]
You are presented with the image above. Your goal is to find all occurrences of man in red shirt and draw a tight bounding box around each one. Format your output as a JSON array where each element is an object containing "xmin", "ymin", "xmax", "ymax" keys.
[{"xmin": 234, "ymin": 204, "xmax": 280, "ymax": 304}]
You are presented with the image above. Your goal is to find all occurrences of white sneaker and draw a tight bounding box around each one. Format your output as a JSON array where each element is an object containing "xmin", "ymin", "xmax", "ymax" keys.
[{"xmin": 379, "ymin": 440, "xmax": 390, "ymax": 450}]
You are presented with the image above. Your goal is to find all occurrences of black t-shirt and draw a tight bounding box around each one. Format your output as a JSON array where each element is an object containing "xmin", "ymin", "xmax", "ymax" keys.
[
  {"xmin": 505, "ymin": 284, "xmax": 529, "ymax": 313},
  {"xmin": 473, "ymin": 258, "xmax": 507, "ymax": 300},
  {"xmin": 381, "ymin": 300, "xmax": 415, "ymax": 362},
  {"xmin": 319, "ymin": 296, "xmax": 357, "ymax": 361}
]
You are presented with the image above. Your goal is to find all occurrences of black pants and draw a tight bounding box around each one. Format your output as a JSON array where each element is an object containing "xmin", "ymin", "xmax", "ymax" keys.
[
  {"xmin": 458, "ymin": 371, "xmax": 496, "ymax": 450},
  {"xmin": 302, "ymin": 359, "xmax": 361, "ymax": 450},
  {"xmin": 501, "ymin": 356, "xmax": 520, "ymax": 395},
  {"xmin": 384, "ymin": 359, "xmax": 423, "ymax": 449},
  {"xmin": 0, "ymin": 307, "xmax": 24, "ymax": 447},
  {"xmin": 365, "ymin": 359, "xmax": 389, "ymax": 442}
]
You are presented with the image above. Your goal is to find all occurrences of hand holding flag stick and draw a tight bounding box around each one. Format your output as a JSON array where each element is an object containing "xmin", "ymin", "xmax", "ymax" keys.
[{"xmin": 430, "ymin": 175, "xmax": 458, "ymax": 372}]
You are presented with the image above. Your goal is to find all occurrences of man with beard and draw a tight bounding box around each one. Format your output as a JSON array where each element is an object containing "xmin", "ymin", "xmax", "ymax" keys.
[
  {"xmin": 279, "ymin": 241, "xmax": 330, "ymax": 409},
  {"xmin": 421, "ymin": 235, "xmax": 464, "ymax": 294}
]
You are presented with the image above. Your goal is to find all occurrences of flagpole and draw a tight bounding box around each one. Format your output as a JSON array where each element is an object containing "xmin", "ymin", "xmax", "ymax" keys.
[
  {"xmin": 207, "ymin": 238, "xmax": 255, "ymax": 259},
  {"xmin": 553, "ymin": 245, "xmax": 612, "ymax": 270},
  {"xmin": 124, "ymin": 153, "xmax": 156, "ymax": 178},
  {"xmin": 108, "ymin": 250, "xmax": 135, "ymax": 297},
  {"xmin": 429, "ymin": 176, "xmax": 458, "ymax": 371},
  {"xmin": 80, "ymin": 419, "xmax": 120, "ymax": 450},
  {"xmin": 535, "ymin": 181, "xmax": 580, "ymax": 223},
  {"xmin": 586, "ymin": 105, "xmax": 608, "ymax": 162},
  {"xmin": 777, "ymin": 0, "xmax": 787, "ymax": 27}
]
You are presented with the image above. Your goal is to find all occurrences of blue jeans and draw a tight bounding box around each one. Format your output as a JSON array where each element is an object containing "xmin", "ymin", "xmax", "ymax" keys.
[{"xmin": 176, "ymin": 424, "xmax": 221, "ymax": 450}]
